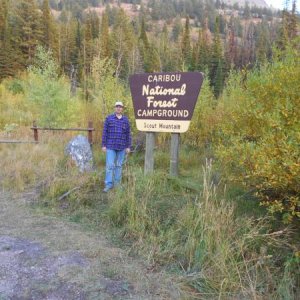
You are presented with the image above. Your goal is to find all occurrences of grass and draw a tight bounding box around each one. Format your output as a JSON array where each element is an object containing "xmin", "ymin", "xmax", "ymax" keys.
[
  {"xmin": 108, "ymin": 159, "xmax": 299, "ymax": 298},
  {"xmin": 0, "ymin": 135, "xmax": 299, "ymax": 299}
]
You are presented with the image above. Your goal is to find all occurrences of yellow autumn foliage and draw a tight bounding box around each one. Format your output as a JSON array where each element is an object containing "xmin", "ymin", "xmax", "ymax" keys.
[{"xmin": 215, "ymin": 46, "xmax": 300, "ymax": 222}]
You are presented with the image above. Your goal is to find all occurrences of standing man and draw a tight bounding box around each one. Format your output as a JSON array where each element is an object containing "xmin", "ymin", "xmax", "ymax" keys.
[{"xmin": 102, "ymin": 101, "xmax": 132, "ymax": 192}]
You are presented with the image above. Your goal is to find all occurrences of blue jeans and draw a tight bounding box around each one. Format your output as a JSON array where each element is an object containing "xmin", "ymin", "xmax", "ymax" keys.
[{"xmin": 105, "ymin": 149, "xmax": 126, "ymax": 189}]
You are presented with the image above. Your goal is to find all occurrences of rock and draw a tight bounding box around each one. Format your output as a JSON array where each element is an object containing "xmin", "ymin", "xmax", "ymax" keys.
[{"xmin": 65, "ymin": 135, "xmax": 93, "ymax": 172}]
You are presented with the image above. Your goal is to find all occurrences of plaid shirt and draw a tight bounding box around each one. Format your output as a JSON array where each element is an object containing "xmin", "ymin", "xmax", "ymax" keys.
[{"xmin": 102, "ymin": 114, "xmax": 132, "ymax": 150}]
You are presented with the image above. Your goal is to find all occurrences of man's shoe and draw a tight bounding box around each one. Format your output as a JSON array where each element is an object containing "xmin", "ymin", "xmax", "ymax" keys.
[{"xmin": 103, "ymin": 187, "xmax": 111, "ymax": 193}]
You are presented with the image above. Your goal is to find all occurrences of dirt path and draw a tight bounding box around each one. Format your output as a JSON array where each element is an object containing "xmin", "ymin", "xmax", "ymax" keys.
[{"xmin": 0, "ymin": 190, "xmax": 180, "ymax": 300}]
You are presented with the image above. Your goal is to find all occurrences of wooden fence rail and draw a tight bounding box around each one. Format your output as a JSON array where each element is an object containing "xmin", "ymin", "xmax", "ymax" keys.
[
  {"xmin": 31, "ymin": 121, "xmax": 95, "ymax": 144},
  {"xmin": 0, "ymin": 140, "xmax": 37, "ymax": 144},
  {"xmin": 0, "ymin": 121, "xmax": 95, "ymax": 144}
]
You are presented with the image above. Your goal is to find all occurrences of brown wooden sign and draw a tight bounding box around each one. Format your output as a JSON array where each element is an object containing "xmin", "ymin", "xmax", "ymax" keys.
[{"xmin": 129, "ymin": 72, "xmax": 204, "ymax": 133}]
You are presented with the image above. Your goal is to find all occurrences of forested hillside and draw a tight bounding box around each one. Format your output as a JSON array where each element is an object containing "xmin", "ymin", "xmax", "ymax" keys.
[{"xmin": 0, "ymin": 0, "xmax": 298, "ymax": 96}]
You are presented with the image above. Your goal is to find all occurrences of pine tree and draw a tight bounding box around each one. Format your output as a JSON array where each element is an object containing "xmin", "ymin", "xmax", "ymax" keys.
[
  {"xmin": 139, "ymin": 17, "xmax": 149, "ymax": 48},
  {"xmin": 244, "ymin": 1, "xmax": 251, "ymax": 19},
  {"xmin": 224, "ymin": 23, "xmax": 238, "ymax": 68},
  {"xmin": 83, "ymin": 12, "xmax": 95, "ymax": 100},
  {"xmin": 275, "ymin": 0, "xmax": 298, "ymax": 50},
  {"xmin": 41, "ymin": 0, "xmax": 59, "ymax": 58},
  {"xmin": 66, "ymin": 19, "xmax": 83, "ymax": 95},
  {"xmin": 138, "ymin": 16, "xmax": 160, "ymax": 73},
  {"xmin": 111, "ymin": 8, "xmax": 136, "ymax": 78},
  {"xmin": 288, "ymin": 0, "xmax": 298, "ymax": 40},
  {"xmin": 240, "ymin": 22, "xmax": 256, "ymax": 67},
  {"xmin": 209, "ymin": 16, "xmax": 225, "ymax": 97},
  {"xmin": 214, "ymin": 59, "xmax": 224, "ymax": 97},
  {"xmin": 84, "ymin": 12, "xmax": 94, "ymax": 65},
  {"xmin": 41, "ymin": 0, "xmax": 53, "ymax": 49},
  {"xmin": 181, "ymin": 16, "xmax": 192, "ymax": 69},
  {"xmin": 0, "ymin": 0, "xmax": 8, "ymax": 43},
  {"xmin": 14, "ymin": 0, "xmax": 43, "ymax": 67},
  {"xmin": 196, "ymin": 21, "xmax": 211, "ymax": 72},
  {"xmin": 172, "ymin": 16, "xmax": 182, "ymax": 42},
  {"xmin": 99, "ymin": 12, "xmax": 110, "ymax": 58},
  {"xmin": 92, "ymin": 12, "xmax": 100, "ymax": 39},
  {"xmin": 159, "ymin": 23, "xmax": 172, "ymax": 71},
  {"xmin": 256, "ymin": 20, "xmax": 271, "ymax": 65},
  {"xmin": 0, "ymin": 0, "xmax": 17, "ymax": 79}
]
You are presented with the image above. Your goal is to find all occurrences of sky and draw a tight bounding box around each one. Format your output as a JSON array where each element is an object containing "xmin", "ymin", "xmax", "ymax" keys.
[{"xmin": 265, "ymin": 0, "xmax": 300, "ymax": 10}]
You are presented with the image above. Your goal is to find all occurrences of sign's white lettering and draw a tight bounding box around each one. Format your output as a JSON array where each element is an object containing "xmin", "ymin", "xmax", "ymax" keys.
[
  {"xmin": 142, "ymin": 84, "xmax": 186, "ymax": 97},
  {"xmin": 147, "ymin": 97, "xmax": 178, "ymax": 108},
  {"xmin": 148, "ymin": 74, "xmax": 181, "ymax": 83},
  {"xmin": 137, "ymin": 109, "xmax": 189, "ymax": 118}
]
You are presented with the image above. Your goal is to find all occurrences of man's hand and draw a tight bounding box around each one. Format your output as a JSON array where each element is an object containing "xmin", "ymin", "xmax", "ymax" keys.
[
  {"xmin": 125, "ymin": 148, "xmax": 131, "ymax": 154},
  {"xmin": 102, "ymin": 147, "xmax": 107, "ymax": 152}
]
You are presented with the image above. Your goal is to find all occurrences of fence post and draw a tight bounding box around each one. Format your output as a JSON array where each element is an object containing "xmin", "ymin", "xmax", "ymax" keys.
[
  {"xmin": 33, "ymin": 121, "xmax": 38, "ymax": 143},
  {"xmin": 88, "ymin": 121, "xmax": 93, "ymax": 145}
]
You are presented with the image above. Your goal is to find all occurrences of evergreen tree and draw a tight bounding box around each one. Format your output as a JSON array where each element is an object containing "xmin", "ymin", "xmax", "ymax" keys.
[
  {"xmin": 244, "ymin": 1, "xmax": 251, "ymax": 19},
  {"xmin": 138, "ymin": 17, "xmax": 160, "ymax": 72},
  {"xmin": 65, "ymin": 19, "xmax": 83, "ymax": 95},
  {"xmin": 240, "ymin": 22, "xmax": 256, "ymax": 67},
  {"xmin": 100, "ymin": 12, "xmax": 110, "ymax": 58},
  {"xmin": 225, "ymin": 24, "xmax": 238, "ymax": 68},
  {"xmin": 0, "ymin": 0, "xmax": 17, "ymax": 79},
  {"xmin": 275, "ymin": 0, "xmax": 298, "ymax": 50},
  {"xmin": 196, "ymin": 22, "xmax": 211, "ymax": 72},
  {"xmin": 14, "ymin": 0, "xmax": 43, "ymax": 67},
  {"xmin": 287, "ymin": 0, "xmax": 298, "ymax": 40},
  {"xmin": 41, "ymin": 0, "xmax": 59, "ymax": 59},
  {"xmin": 139, "ymin": 17, "xmax": 149, "ymax": 48},
  {"xmin": 255, "ymin": 20, "xmax": 271, "ymax": 65},
  {"xmin": 214, "ymin": 58, "xmax": 224, "ymax": 97},
  {"xmin": 0, "ymin": 0, "xmax": 8, "ymax": 43},
  {"xmin": 159, "ymin": 23, "xmax": 172, "ymax": 71},
  {"xmin": 172, "ymin": 16, "xmax": 182, "ymax": 42},
  {"xmin": 91, "ymin": 12, "xmax": 100, "ymax": 39},
  {"xmin": 83, "ymin": 12, "xmax": 94, "ymax": 99},
  {"xmin": 181, "ymin": 16, "xmax": 192, "ymax": 69},
  {"xmin": 41, "ymin": 0, "xmax": 53, "ymax": 49},
  {"xmin": 209, "ymin": 16, "xmax": 225, "ymax": 97},
  {"xmin": 111, "ymin": 8, "xmax": 136, "ymax": 78}
]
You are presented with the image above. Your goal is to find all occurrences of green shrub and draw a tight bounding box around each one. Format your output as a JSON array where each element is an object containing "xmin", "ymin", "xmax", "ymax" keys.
[
  {"xmin": 183, "ymin": 76, "xmax": 217, "ymax": 148},
  {"xmin": 24, "ymin": 46, "xmax": 79, "ymax": 127},
  {"xmin": 215, "ymin": 46, "xmax": 300, "ymax": 223}
]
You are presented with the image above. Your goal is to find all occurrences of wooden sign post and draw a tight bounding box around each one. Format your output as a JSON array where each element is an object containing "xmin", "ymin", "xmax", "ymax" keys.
[
  {"xmin": 144, "ymin": 132, "xmax": 155, "ymax": 174},
  {"xmin": 130, "ymin": 72, "xmax": 204, "ymax": 176},
  {"xmin": 170, "ymin": 133, "xmax": 180, "ymax": 176}
]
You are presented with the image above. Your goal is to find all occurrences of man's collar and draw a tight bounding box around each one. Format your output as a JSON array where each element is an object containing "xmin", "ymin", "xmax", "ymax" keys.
[{"xmin": 114, "ymin": 113, "xmax": 123, "ymax": 119}]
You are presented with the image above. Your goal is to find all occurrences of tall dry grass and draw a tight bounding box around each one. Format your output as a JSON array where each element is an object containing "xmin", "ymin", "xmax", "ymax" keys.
[
  {"xmin": 0, "ymin": 130, "xmax": 298, "ymax": 299},
  {"xmin": 0, "ymin": 132, "xmax": 98, "ymax": 192},
  {"xmin": 108, "ymin": 159, "xmax": 298, "ymax": 299}
]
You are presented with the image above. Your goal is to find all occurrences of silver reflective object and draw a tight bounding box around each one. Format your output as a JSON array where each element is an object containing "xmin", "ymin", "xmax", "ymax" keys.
[{"xmin": 65, "ymin": 135, "xmax": 93, "ymax": 172}]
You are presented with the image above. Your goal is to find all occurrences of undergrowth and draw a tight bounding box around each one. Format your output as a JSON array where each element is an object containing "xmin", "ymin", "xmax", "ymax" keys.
[
  {"xmin": 0, "ymin": 140, "xmax": 299, "ymax": 299},
  {"xmin": 108, "ymin": 160, "xmax": 299, "ymax": 299}
]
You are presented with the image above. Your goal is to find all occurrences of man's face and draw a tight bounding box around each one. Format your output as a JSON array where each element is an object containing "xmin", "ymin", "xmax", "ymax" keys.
[{"xmin": 115, "ymin": 105, "xmax": 123, "ymax": 114}]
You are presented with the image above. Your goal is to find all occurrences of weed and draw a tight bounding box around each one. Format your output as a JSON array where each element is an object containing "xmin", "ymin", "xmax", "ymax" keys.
[
  {"xmin": 0, "ymin": 134, "xmax": 298, "ymax": 298},
  {"xmin": 107, "ymin": 159, "xmax": 298, "ymax": 298}
]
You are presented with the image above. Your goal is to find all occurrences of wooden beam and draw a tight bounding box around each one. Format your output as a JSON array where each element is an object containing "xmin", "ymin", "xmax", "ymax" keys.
[
  {"xmin": 144, "ymin": 132, "xmax": 155, "ymax": 175},
  {"xmin": 170, "ymin": 133, "xmax": 180, "ymax": 177}
]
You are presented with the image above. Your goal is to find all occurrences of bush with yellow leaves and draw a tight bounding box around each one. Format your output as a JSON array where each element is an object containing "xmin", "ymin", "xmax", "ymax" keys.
[{"xmin": 215, "ymin": 46, "xmax": 300, "ymax": 223}]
